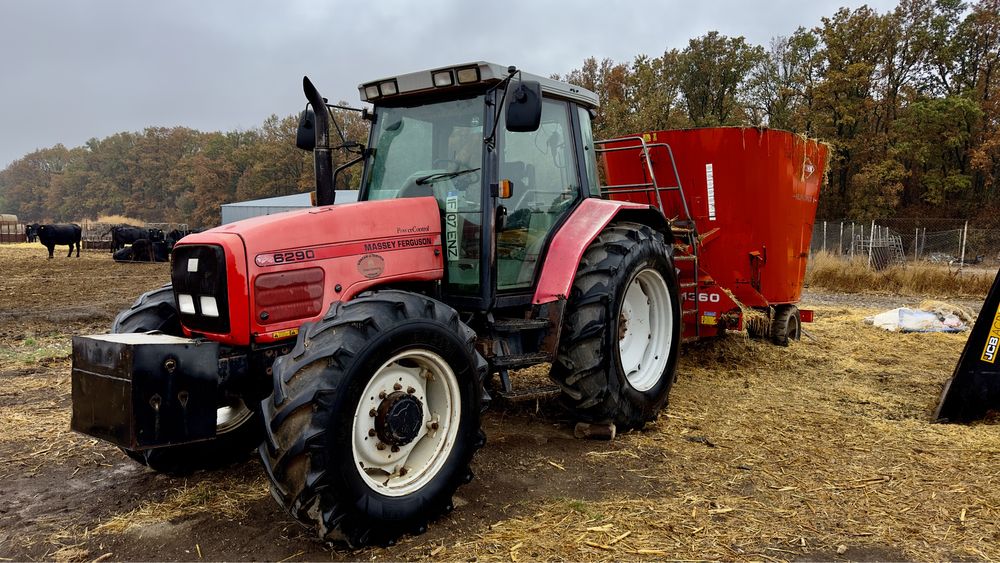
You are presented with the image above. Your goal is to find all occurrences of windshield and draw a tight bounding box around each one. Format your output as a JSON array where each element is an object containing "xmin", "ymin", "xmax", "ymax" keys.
[
  {"xmin": 365, "ymin": 95, "xmax": 485, "ymax": 205},
  {"xmin": 365, "ymin": 95, "xmax": 486, "ymax": 295}
]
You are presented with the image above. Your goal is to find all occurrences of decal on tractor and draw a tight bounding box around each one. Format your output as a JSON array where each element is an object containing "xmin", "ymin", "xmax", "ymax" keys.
[
  {"xmin": 255, "ymin": 236, "xmax": 438, "ymax": 267},
  {"xmin": 445, "ymin": 194, "xmax": 459, "ymax": 260},
  {"xmin": 357, "ymin": 254, "xmax": 385, "ymax": 278},
  {"xmin": 271, "ymin": 328, "xmax": 299, "ymax": 339}
]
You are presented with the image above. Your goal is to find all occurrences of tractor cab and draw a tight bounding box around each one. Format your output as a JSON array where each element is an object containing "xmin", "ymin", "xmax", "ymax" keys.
[{"xmin": 309, "ymin": 62, "xmax": 602, "ymax": 311}]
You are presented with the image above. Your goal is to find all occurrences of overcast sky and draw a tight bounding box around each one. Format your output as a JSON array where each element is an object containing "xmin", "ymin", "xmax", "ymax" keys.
[{"xmin": 0, "ymin": 0, "xmax": 901, "ymax": 169}]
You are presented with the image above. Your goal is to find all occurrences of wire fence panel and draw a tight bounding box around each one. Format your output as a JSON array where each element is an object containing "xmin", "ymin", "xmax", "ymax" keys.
[{"xmin": 811, "ymin": 218, "xmax": 1000, "ymax": 267}]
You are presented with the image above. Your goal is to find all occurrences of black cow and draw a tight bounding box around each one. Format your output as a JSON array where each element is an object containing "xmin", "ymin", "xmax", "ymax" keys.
[
  {"xmin": 113, "ymin": 238, "xmax": 169, "ymax": 263},
  {"xmin": 108, "ymin": 225, "xmax": 164, "ymax": 252},
  {"xmin": 164, "ymin": 228, "xmax": 201, "ymax": 249},
  {"xmin": 25, "ymin": 224, "xmax": 38, "ymax": 243},
  {"xmin": 34, "ymin": 223, "xmax": 82, "ymax": 258}
]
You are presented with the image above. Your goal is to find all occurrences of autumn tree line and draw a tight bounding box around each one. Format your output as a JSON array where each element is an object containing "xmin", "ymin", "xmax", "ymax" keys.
[{"xmin": 1, "ymin": 0, "xmax": 997, "ymax": 227}]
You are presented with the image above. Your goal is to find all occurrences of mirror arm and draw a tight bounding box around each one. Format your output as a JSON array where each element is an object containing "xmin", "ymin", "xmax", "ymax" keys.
[{"xmin": 484, "ymin": 66, "xmax": 519, "ymax": 150}]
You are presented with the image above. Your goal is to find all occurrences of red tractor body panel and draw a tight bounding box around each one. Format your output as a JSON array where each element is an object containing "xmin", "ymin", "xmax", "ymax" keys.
[
  {"xmin": 532, "ymin": 198, "xmax": 658, "ymax": 305},
  {"xmin": 175, "ymin": 197, "xmax": 444, "ymax": 346}
]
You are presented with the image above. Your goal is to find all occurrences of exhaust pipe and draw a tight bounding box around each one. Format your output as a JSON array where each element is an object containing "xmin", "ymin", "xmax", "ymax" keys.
[{"xmin": 302, "ymin": 76, "xmax": 335, "ymax": 206}]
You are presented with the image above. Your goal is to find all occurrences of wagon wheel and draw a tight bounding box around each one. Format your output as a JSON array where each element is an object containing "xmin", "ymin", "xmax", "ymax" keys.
[
  {"xmin": 770, "ymin": 304, "xmax": 801, "ymax": 347},
  {"xmin": 112, "ymin": 285, "xmax": 263, "ymax": 473}
]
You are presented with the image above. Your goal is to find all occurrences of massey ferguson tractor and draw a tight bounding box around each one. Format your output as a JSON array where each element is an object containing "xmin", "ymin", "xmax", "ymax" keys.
[{"xmin": 72, "ymin": 61, "xmax": 825, "ymax": 547}]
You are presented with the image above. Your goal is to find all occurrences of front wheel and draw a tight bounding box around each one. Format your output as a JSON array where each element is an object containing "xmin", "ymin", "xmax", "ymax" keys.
[
  {"xmin": 260, "ymin": 290, "xmax": 485, "ymax": 547},
  {"xmin": 551, "ymin": 222, "xmax": 681, "ymax": 431},
  {"xmin": 112, "ymin": 285, "xmax": 263, "ymax": 473}
]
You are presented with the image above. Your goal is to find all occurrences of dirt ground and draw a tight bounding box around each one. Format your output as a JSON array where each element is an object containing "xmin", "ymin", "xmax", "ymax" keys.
[{"xmin": 1, "ymin": 243, "xmax": 998, "ymax": 562}]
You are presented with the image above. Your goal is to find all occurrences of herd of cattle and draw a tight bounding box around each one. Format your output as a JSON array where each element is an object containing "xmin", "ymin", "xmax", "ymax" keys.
[{"xmin": 23, "ymin": 223, "xmax": 196, "ymax": 261}]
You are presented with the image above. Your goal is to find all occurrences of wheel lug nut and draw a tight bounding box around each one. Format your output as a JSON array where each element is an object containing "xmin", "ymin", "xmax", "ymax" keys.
[
  {"xmin": 379, "ymin": 391, "xmax": 387, "ymax": 399},
  {"xmin": 428, "ymin": 421, "xmax": 439, "ymax": 431},
  {"xmin": 407, "ymin": 386, "xmax": 416, "ymax": 394},
  {"xmin": 391, "ymin": 445, "xmax": 400, "ymax": 453},
  {"xmin": 376, "ymin": 442, "xmax": 386, "ymax": 450},
  {"xmin": 393, "ymin": 383, "xmax": 402, "ymax": 391},
  {"xmin": 369, "ymin": 408, "xmax": 377, "ymax": 417},
  {"xmin": 368, "ymin": 428, "xmax": 376, "ymax": 437},
  {"xmin": 399, "ymin": 467, "xmax": 408, "ymax": 476}
]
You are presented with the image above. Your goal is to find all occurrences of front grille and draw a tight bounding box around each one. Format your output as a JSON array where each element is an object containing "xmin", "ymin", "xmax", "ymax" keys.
[{"xmin": 172, "ymin": 244, "xmax": 231, "ymax": 334}]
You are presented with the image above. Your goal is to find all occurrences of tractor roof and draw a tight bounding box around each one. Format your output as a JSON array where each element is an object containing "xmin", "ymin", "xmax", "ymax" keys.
[{"xmin": 358, "ymin": 61, "xmax": 599, "ymax": 108}]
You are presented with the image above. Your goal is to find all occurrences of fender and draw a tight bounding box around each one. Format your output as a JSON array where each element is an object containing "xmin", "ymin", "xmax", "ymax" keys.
[{"xmin": 533, "ymin": 198, "xmax": 672, "ymax": 305}]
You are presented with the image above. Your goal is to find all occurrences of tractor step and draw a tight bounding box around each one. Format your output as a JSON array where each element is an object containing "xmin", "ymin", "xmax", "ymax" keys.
[
  {"xmin": 497, "ymin": 384, "xmax": 561, "ymax": 402},
  {"xmin": 491, "ymin": 352, "xmax": 551, "ymax": 369},
  {"xmin": 492, "ymin": 318, "xmax": 550, "ymax": 332}
]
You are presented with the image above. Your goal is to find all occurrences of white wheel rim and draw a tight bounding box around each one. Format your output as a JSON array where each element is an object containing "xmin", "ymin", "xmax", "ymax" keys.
[
  {"xmin": 618, "ymin": 268, "xmax": 672, "ymax": 392},
  {"xmin": 351, "ymin": 349, "xmax": 462, "ymax": 497},
  {"xmin": 217, "ymin": 399, "xmax": 253, "ymax": 434}
]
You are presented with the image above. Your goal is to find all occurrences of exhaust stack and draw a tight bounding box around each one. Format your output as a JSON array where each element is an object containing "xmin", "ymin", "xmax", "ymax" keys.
[{"xmin": 302, "ymin": 76, "xmax": 335, "ymax": 206}]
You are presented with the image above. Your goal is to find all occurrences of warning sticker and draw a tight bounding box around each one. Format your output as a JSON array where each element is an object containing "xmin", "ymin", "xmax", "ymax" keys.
[
  {"xmin": 705, "ymin": 163, "xmax": 717, "ymax": 221},
  {"xmin": 981, "ymin": 306, "xmax": 1000, "ymax": 363}
]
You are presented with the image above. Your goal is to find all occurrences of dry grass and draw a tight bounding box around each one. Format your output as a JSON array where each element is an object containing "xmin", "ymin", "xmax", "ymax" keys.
[
  {"xmin": 92, "ymin": 214, "xmax": 144, "ymax": 226},
  {"xmin": 399, "ymin": 305, "xmax": 1000, "ymax": 562},
  {"xmin": 92, "ymin": 476, "xmax": 270, "ymax": 535},
  {"xmin": 806, "ymin": 251, "xmax": 995, "ymax": 298}
]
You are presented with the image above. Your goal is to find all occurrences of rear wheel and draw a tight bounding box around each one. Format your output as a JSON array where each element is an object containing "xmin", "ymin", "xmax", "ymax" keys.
[
  {"xmin": 260, "ymin": 290, "xmax": 485, "ymax": 547},
  {"xmin": 112, "ymin": 285, "xmax": 262, "ymax": 473},
  {"xmin": 770, "ymin": 304, "xmax": 801, "ymax": 346},
  {"xmin": 551, "ymin": 222, "xmax": 680, "ymax": 431}
]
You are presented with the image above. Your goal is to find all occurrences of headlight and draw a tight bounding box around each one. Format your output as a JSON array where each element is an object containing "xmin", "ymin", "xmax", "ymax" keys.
[
  {"xmin": 200, "ymin": 296, "xmax": 219, "ymax": 318},
  {"xmin": 178, "ymin": 294, "xmax": 195, "ymax": 314}
]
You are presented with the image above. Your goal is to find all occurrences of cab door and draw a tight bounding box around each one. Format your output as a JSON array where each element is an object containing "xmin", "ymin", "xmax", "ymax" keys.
[{"xmin": 495, "ymin": 98, "xmax": 584, "ymax": 291}]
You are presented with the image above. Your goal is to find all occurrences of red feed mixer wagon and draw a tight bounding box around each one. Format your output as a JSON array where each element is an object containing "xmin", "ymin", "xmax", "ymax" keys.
[{"xmin": 598, "ymin": 128, "xmax": 829, "ymax": 344}]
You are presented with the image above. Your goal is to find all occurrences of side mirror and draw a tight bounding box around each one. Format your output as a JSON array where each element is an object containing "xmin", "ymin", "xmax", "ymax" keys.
[
  {"xmin": 296, "ymin": 109, "xmax": 316, "ymax": 151},
  {"xmin": 505, "ymin": 80, "xmax": 541, "ymax": 133}
]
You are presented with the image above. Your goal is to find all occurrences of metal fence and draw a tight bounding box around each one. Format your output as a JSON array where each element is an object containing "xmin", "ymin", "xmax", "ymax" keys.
[
  {"xmin": 0, "ymin": 222, "xmax": 26, "ymax": 243},
  {"xmin": 811, "ymin": 218, "xmax": 1000, "ymax": 268}
]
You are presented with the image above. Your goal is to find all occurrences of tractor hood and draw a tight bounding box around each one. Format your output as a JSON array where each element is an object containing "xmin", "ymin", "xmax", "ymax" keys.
[
  {"xmin": 174, "ymin": 197, "xmax": 444, "ymax": 346},
  {"xmin": 188, "ymin": 196, "xmax": 443, "ymax": 264}
]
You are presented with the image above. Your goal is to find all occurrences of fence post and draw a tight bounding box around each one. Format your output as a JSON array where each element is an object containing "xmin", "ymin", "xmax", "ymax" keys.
[
  {"xmin": 822, "ymin": 221, "xmax": 827, "ymax": 253},
  {"xmin": 851, "ymin": 223, "xmax": 856, "ymax": 257},
  {"xmin": 959, "ymin": 220, "xmax": 969, "ymax": 272},
  {"xmin": 839, "ymin": 222, "xmax": 844, "ymax": 255},
  {"xmin": 868, "ymin": 220, "xmax": 876, "ymax": 268}
]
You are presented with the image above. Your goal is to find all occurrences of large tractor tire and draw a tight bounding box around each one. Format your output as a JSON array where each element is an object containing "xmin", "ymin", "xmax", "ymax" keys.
[
  {"xmin": 551, "ymin": 222, "xmax": 680, "ymax": 431},
  {"xmin": 112, "ymin": 285, "xmax": 262, "ymax": 473},
  {"xmin": 260, "ymin": 290, "xmax": 486, "ymax": 548}
]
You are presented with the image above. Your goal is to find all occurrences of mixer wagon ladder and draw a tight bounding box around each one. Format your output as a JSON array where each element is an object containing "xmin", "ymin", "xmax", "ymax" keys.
[{"xmin": 595, "ymin": 136, "xmax": 702, "ymax": 340}]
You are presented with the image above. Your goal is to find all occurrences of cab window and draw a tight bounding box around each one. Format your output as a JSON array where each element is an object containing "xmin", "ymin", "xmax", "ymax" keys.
[
  {"xmin": 365, "ymin": 96, "xmax": 485, "ymax": 295},
  {"xmin": 497, "ymin": 98, "xmax": 581, "ymax": 290}
]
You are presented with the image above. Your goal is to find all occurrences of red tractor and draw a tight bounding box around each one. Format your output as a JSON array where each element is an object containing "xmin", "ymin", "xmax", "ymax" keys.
[{"xmin": 72, "ymin": 62, "xmax": 682, "ymax": 546}]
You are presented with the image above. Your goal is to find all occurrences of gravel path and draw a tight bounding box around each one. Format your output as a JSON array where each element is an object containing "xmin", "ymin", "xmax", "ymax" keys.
[{"xmin": 801, "ymin": 288, "xmax": 986, "ymax": 314}]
